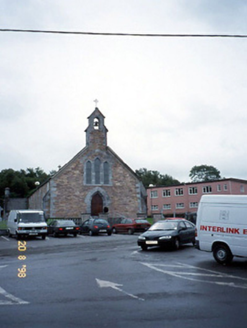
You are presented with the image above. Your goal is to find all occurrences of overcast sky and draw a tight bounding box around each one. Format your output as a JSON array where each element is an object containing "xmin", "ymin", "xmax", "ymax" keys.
[{"xmin": 1, "ymin": 0, "xmax": 247, "ymax": 182}]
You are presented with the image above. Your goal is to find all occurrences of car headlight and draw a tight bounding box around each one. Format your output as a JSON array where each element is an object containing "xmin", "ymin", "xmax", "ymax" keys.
[
  {"xmin": 138, "ymin": 236, "xmax": 146, "ymax": 240},
  {"xmin": 159, "ymin": 236, "xmax": 172, "ymax": 240}
]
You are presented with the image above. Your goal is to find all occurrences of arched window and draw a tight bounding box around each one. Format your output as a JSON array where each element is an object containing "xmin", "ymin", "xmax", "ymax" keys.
[
  {"xmin": 86, "ymin": 161, "xmax": 92, "ymax": 184},
  {"xmin": 95, "ymin": 158, "xmax": 101, "ymax": 184},
  {"xmin": 103, "ymin": 161, "xmax": 109, "ymax": 184}
]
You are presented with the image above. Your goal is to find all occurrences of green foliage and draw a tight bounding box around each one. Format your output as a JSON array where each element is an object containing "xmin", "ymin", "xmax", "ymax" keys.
[
  {"xmin": 189, "ymin": 165, "xmax": 221, "ymax": 182},
  {"xmin": 0, "ymin": 167, "xmax": 52, "ymax": 199},
  {"xmin": 135, "ymin": 168, "xmax": 180, "ymax": 188}
]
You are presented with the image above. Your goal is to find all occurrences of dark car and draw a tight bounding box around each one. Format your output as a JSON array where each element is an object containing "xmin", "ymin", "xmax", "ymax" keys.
[
  {"xmin": 112, "ymin": 218, "xmax": 151, "ymax": 235},
  {"xmin": 80, "ymin": 218, "xmax": 112, "ymax": 236},
  {"xmin": 48, "ymin": 220, "xmax": 80, "ymax": 237},
  {"xmin": 137, "ymin": 219, "xmax": 196, "ymax": 251}
]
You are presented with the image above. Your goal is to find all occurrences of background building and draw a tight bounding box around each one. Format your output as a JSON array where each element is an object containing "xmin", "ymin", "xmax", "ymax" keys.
[
  {"xmin": 29, "ymin": 107, "xmax": 147, "ymax": 220},
  {"xmin": 147, "ymin": 178, "xmax": 247, "ymax": 222}
]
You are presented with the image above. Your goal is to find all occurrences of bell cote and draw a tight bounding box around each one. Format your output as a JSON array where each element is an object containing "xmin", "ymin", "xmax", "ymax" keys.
[{"xmin": 85, "ymin": 107, "xmax": 108, "ymax": 148}]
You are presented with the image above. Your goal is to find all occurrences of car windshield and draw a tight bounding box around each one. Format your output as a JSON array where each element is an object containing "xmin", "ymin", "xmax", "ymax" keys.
[
  {"xmin": 18, "ymin": 212, "xmax": 45, "ymax": 223},
  {"xmin": 149, "ymin": 221, "xmax": 178, "ymax": 231}
]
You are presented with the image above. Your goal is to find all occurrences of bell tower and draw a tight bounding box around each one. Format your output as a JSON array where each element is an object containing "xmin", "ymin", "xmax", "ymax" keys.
[{"xmin": 85, "ymin": 103, "xmax": 108, "ymax": 149}]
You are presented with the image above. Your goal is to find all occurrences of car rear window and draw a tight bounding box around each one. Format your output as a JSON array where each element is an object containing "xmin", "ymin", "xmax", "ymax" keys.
[
  {"xmin": 135, "ymin": 219, "xmax": 149, "ymax": 224},
  {"xmin": 57, "ymin": 220, "xmax": 75, "ymax": 227}
]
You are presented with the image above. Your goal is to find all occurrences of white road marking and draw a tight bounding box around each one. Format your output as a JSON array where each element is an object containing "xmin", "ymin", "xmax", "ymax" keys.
[
  {"xmin": 141, "ymin": 262, "xmax": 247, "ymax": 289},
  {"xmin": 77, "ymin": 234, "xmax": 86, "ymax": 238},
  {"xmin": 1, "ymin": 236, "xmax": 9, "ymax": 241},
  {"xmin": 0, "ymin": 286, "xmax": 29, "ymax": 305},
  {"xmin": 130, "ymin": 250, "xmax": 139, "ymax": 256},
  {"xmin": 96, "ymin": 278, "xmax": 144, "ymax": 301}
]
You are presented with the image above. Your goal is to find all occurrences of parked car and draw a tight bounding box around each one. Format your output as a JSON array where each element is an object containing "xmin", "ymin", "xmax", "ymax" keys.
[
  {"xmin": 112, "ymin": 218, "xmax": 151, "ymax": 235},
  {"xmin": 80, "ymin": 218, "xmax": 112, "ymax": 236},
  {"xmin": 137, "ymin": 219, "xmax": 196, "ymax": 251},
  {"xmin": 48, "ymin": 220, "xmax": 80, "ymax": 237}
]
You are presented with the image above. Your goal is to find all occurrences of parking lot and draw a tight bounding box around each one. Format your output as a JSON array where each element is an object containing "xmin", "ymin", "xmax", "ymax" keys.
[{"xmin": 1, "ymin": 233, "xmax": 247, "ymax": 328}]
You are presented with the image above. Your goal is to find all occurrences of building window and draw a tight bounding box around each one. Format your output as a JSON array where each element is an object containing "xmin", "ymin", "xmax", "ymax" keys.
[
  {"xmin": 151, "ymin": 205, "xmax": 159, "ymax": 211},
  {"xmin": 203, "ymin": 186, "xmax": 212, "ymax": 193},
  {"xmin": 175, "ymin": 188, "xmax": 183, "ymax": 196},
  {"xmin": 163, "ymin": 204, "xmax": 171, "ymax": 210},
  {"xmin": 151, "ymin": 190, "xmax": 158, "ymax": 198},
  {"xmin": 86, "ymin": 161, "xmax": 92, "ymax": 184},
  {"xmin": 163, "ymin": 189, "xmax": 171, "ymax": 197},
  {"xmin": 103, "ymin": 161, "xmax": 109, "ymax": 184},
  {"xmin": 95, "ymin": 158, "xmax": 101, "ymax": 184},
  {"xmin": 190, "ymin": 202, "xmax": 198, "ymax": 208},
  {"xmin": 217, "ymin": 184, "xmax": 221, "ymax": 192},
  {"xmin": 240, "ymin": 185, "xmax": 245, "ymax": 193},
  {"xmin": 176, "ymin": 203, "xmax": 184, "ymax": 209},
  {"xmin": 188, "ymin": 187, "xmax": 197, "ymax": 195},
  {"xmin": 224, "ymin": 184, "xmax": 228, "ymax": 191}
]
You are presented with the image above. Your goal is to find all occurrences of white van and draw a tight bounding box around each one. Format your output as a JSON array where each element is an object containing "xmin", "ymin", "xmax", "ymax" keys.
[
  {"xmin": 196, "ymin": 195, "xmax": 247, "ymax": 264},
  {"xmin": 7, "ymin": 210, "xmax": 47, "ymax": 240}
]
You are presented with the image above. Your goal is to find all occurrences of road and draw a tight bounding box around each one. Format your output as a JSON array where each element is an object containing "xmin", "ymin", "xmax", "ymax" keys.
[{"xmin": 0, "ymin": 233, "xmax": 247, "ymax": 328}]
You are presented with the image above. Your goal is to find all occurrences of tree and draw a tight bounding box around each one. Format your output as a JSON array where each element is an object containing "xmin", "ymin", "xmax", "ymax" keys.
[
  {"xmin": 135, "ymin": 168, "xmax": 180, "ymax": 188},
  {"xmin": 0, "ymin": 168, "xmax": 51, "ymax": 199},
  {"xmin": 189, "ymin": 165, "xmax": 221, "ymax": 182}
]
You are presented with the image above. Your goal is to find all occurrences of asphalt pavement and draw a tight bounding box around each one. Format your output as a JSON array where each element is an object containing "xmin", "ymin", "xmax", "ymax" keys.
[{"xmin": 1, "ymin": 233, "xmax": 247, "ymax": 328}]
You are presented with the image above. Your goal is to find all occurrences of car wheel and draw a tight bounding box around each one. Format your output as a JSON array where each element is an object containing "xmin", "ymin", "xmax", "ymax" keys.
[
  {"xmin": 42, "ymin": 235, "xmax": 46, "ymax": 240},
  {"xmin": 74, "ymin": 233, "xmax": 77, "ymax": 237},
  {"xmin": 7, "ymin": 230, "xmax": 12, "ymax": 238},
  {"xmin": 53, "ymin": 231, "xmax": 58, "ymax": 237},
  {"xmin": 213, "ymin": 244, "xmax": 233, "ymax": 265},
  {"xmin": 192, "ymin": 239, "xmax": 196, "ymax": 246},
  {"xmin": 141, "ymin": 245, "xmax": 148, "ymax": 251},
  {"xmin": 89, "ymin": 230, "xmax": 93, "ymax": 236},
  {"xmin": 174, "ymin": 238, "xmax": 180, "ymax": 250},
  {"xmin": 127, "ymin": 228, "xmax": 134, "ymax": 235},
  {"xmin": 112, "ymin": 228, "xmax": 117, "ymax": 234}
]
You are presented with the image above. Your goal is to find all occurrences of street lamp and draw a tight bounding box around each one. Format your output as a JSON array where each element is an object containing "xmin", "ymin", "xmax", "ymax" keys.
[
  {"xmin": 4, "ymin": 187, "xmax": 10, "ymax": 219},
  {"xmin": 149, "ymin": 184, "xmax": 154, "ymax": 217}
]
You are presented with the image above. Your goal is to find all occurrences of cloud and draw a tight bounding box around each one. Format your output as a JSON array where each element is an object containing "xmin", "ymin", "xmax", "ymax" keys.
[{"xmin": 1, "ymin": 1, "xmax": 247, "ymax": 183}]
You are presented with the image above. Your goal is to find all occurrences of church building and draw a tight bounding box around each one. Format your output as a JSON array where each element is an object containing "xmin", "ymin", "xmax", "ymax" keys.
[{"xmin": 28, "ymin": 107, "xmax": 147, "ymax": 220}]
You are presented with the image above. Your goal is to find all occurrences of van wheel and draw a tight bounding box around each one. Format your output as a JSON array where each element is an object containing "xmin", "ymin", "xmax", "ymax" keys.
[
  {"xmin": 7, "ymin": 230, "xmax": 12, "ymax": 238},
  {"xmin": 213, "ymin": 244, "xmax": 233, "ymax": 265}
]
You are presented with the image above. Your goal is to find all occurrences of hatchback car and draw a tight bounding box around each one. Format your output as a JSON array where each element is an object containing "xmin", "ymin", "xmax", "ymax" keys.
[
  {"xmin": 137, "ymin": 219, "xmax": 196, "ymax": 251},
  {"xmin": 80, "ymin": 218, "xmax": 112, "ymax": 236},
  {"xmin": 112, "ymin": 218, "xmax": 151, "ymax": 235},
  {"xmin": 48, "ymin": 220, "xmax": 80, "ymax": 237}
]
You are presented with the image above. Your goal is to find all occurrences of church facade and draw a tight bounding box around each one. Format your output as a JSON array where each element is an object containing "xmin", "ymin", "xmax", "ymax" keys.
[{"xmin": 28, "ymin": 107, "xmax": 147, "ymax": 220}]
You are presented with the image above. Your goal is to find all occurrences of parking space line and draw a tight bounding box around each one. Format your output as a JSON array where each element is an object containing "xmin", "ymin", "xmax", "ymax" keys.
[
  {"xmin": 141, "ymin": 262, "xmax": 247, "ymax": 289},
  {"xmin": 0, "ymin": 286, "xmax": 29, "ymax": 305},
  {"xmin": 1, "ymin": 236, "xmax": 9, "ymax": 241}
]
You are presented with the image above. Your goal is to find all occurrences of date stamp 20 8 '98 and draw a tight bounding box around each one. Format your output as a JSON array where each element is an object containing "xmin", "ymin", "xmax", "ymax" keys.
[{"xmin": 17, "ymin": 241, "xmax": 27, "ymax": 278}]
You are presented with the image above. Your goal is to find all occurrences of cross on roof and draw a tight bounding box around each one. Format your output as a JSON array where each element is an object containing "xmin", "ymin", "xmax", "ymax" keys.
[{"xmin": 94, "ymin": 99, "xmax": 99, "ymax": 108}]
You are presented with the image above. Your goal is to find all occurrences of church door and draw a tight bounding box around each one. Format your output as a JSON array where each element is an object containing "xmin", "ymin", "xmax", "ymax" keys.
[{"xmin": 91, "ymin": 193, "xmax": 103, "ymax": 216}]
